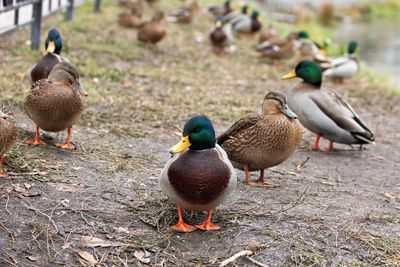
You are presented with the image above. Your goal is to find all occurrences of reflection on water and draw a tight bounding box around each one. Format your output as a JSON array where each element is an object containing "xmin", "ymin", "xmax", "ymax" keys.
[{"xmin": 335, "ymin": 19, "xmax": 400, "ymax": 85}]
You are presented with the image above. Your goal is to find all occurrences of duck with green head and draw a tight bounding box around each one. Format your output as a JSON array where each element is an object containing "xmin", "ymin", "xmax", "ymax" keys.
[
  {"xmin": 217, "ymin": 92, "xmax": 303, "ymax": 187},
  {"xmin": 230, "ymin": 9, "xmax": 261, "ymax": 35},
  {"xmin": 0, "ymin": 105, "xmax": 18, "ymax": 177},
  {"xmin": 323, "ymin": 41, "xmax": 359, "ymax": 82},
  {"xmin": 282, "ymin": 60, "xmax": 374, "ymax": 151},
  {"xmin": 29, "ymin": 28, "xmax": 67, "ymax": 84},
  {"xmin": 160, "ymin": 116, "xmax": 237, "ymax": 232},
  {"xmin": 297, "ymin": 30, "xmax": 324, "ymax": 62},
  {"xmin": 25, "ymin": 62, "xmax": 88, "ymax": 149}
]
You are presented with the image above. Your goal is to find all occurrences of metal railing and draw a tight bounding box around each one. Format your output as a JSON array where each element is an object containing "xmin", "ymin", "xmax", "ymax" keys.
[{"xmin": 0, "ymin": 0, "xmax": 101, "ymax": 50}]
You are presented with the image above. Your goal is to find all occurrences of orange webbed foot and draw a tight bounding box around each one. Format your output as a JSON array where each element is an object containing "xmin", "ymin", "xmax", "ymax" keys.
[
  {"xmin": 196, "ymin": 222, "xmax": 220, "ymax": 231},
  {"xmin": 56, "ymin": 142, "xmax": 76, "ymax": 150},
  {"xmin": 172, "ymin": 222, "xmax": 197, "ymax": 232},
  {"xmin": 25, "ymin": 138, "xmax": 46, "ymax": 146}
]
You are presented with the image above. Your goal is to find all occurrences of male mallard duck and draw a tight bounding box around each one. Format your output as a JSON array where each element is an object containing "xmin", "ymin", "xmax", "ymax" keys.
[
  {"xmin": 282, "ymin": 60, "xmax": 374, "ymax": 151},
  {"xmin": 322, "ymin": 41, "xmax": 359, "ymax": 82},
  {"xmin": 256, "ymin": 32, "xmax": 300, "ymax": 61},
  {"xmin": 230, "ymin": 10, "xmax": 261, "ymax": 35},
  {"xmin": 221, "ymin": 4, "xmax": 248, "ymax": 23},
  {"xmin": 160, "ymin": 116, "xmax": 237, "ymax": 232},
  {"xmin": 168, "ymin": 1, "xmax": 200, "ymax": 24},
  {"xmin": 118, "ymin": 12, "xmax": 143, "ymax": 28},
  {"xmin": 209, "ymin": 19, "xmax": 228, "ymax": 55},
  {"xmin": 296, "ymin": 31, "xmax": 322, "ymax": 62},
  {"xmin": 0, "ymin": 105, "xmax": 18, "ymax": 177},
  {"xmin": 29, "ymin": 28, "xmax": 66, "ymax": 84},
  {"xmin": 207, "ymin": 0, "xmax": 234, "ymax": 19},
  {"xmin": 137, "ymin": 11, "xmax": 166, "ymax": 45},
  {"xmin": 258, "ymin": 23, "xmax": 277, "ymax": 44},
  {"xmin": 25, "ymin": 62, "xmax": 88, "ymax": 150},
  {"xmin": 217, "ymin": 92, "xmax": 303, "ymax": 187}
]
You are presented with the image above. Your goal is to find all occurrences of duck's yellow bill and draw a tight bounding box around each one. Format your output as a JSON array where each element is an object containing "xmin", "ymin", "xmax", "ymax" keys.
[
  {"xmin": 281, "ymin": 69, "xmax": 297, "ymax": 80},
  {"xmin": 46, "ymin": 41, "xmax": 56, "ymax": 53},
  {"xmin": 170, "ymin": 135, "xmax": 191, "ymax": 154}
]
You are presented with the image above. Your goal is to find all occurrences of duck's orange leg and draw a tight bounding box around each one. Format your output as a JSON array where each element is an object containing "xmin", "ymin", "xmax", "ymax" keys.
[
  {"xmin": 25, "ymin": 124, "xmax": 46, "ymax": 145},
  {"xmin": 56, "ymin": 127, "xmax": 76, "ymax": 150},
  {"xmin": 196, "ymin": 210, "xmax": 220, "ymax": 231},
  {"xmin": 312, "ymin": 134, "xmax": 321, "ymax": 151},
  {"xmin": 172, "ymin": 207, "xmax": 197, "ymax": 232},
  {"xmin": 326, "ymin": 141, "xmax": 334, "ymax": 151},
  {"xmin": 257, "ymin": 169, "xmax": 280, "ymax": 188},
  {"xmin": 0, "ymin": 155, "xmax": 8, "ymax": 178},
  {"xmin": 244, "ymin": 164, "xmax": 257, "ymax": 187}
]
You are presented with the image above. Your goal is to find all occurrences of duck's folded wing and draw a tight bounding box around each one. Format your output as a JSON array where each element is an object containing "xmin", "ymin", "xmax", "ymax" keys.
[
  {"xmin": 310, "ymin": 90, "xmax": 374, "ymax": 142},
  {"xmin": 217, "ymin": 114, "xmax": 262, "ymax": 145}
]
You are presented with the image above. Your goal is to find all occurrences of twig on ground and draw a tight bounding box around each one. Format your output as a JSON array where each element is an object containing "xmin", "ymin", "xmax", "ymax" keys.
[
  {"xmin": 296, "ymin": 156, "xmax": 310, "ymax": 172},
  {"xmin": 219, "ymin": 250, "xmax": 253, "ymax": 266}
]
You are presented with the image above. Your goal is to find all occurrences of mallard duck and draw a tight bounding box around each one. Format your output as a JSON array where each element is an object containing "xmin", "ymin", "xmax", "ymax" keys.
[
  {"xmin": 160, "ymin": 116, "xmax": 237, "ymax": 232},
  {"xmin": 296, "ymin": 31, "xmax": 321, "ymax": 61},
  {"xmin": 207, "ymin": 0, "xmax": 234, "ymax": 19},
  {"xmin": 258, "ymin": 23, "xmax": 277, "ymax": 44},
  {"xmin": 29, "ymin": 28, "xmax": 66, "ymax": 84},
  {"xmin": 25, "ymin": 62, "xmax": 88, "ymax": 150},
  {"xmin": 168, "ymin": 1, "xmax": 200, "ymax": 24},
  {"xmin": 256, "ymin": 32, "xmax": 300, "ymax": 61},
  {"xmin": 221, "ymin": 4, "xmax": 248, "ymax": 23},
  {"xmin": 217, "ymin": 92, "xmax": 303, "ymax": 187},
  {"xmin": 118, "ymin": 12, "xmax": 143, "ymax": 28},
  {"xmin": 230, "ymin": 10, "xmax": 261, "ymax": 35},
  {"xmin": 0, "ymin": 105, "xmax": 18, "ymax": 177},
  {"xmin": 116, "ymin": 0, "xmax": 143, "ymax": 14},
  {"xmin": 209, "ymin": 19, "xmax": 228, "ymax": 55},
  {"xmin": 322, "ymin": 41, "xmax": 359, "ymax": 82},
  {"xmin": 282, "ymin": 60, "xmax": 374, "ymax": 151},
  {"xmin": 137, "ymin": 11, "xmax": 166, "ymax": 45}
]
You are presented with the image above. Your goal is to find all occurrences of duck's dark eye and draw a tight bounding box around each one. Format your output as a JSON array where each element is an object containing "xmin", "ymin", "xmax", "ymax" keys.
[{"xmin": 193, "ymin": 127, "xmax": 201, "ymax": 133}]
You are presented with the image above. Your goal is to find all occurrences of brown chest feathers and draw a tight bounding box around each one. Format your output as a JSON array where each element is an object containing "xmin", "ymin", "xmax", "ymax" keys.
[{"xmin": 168, "ymin": 149, "xmax": 231, "ymax": 205}]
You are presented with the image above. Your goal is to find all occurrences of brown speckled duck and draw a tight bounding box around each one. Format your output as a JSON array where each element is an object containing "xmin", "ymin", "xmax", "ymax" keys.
[
  {"xmin": 217, "ymin": 92, "xmax": 303, "ymax": 187},
  {"xmin": 160, "ymin": 116, "xmax": 236, "ymax": 232},
  {"xmin": 137, "ymin": 11, "xmax": 166, "ymax": 45},
  {"xmin": 0, "ymin": 105, "xmax": 18, "ymax": 177},
  {"xmin": 29, "ymin": 28, "xmax": 66, "ymax": 84},
  {"xmin": 168, "ymin": 1, "xmax": 200, "ymax": 24},
  {"xmin": 118, "ymin": 12, "xmax": 143, "ymax": 28},
  {"xmin": 25, "ymin": 62, "xmax": 87, "ymax": 150}
]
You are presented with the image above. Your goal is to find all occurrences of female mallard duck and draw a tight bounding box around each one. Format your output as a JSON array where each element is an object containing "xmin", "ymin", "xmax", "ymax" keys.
[
  {"xmin": 217, "ymin": 92, "xmax": 303, "ymax": 187},
  {"xmin": 322, "ymin": 41, "xmax": 359, "ymax": 82},
  {"xmin": 230, "ymin": 10, "xmax": 261, "ymax": 35},
  {"xmin": 25, "ymin": 62, "xmax": 88, "ymax": 150},
  {"xmin": 282, "ymin": 60, "xmax": 374, "ymax": 151},
  {"xmin": 29, "ymin": 28, "xmax": 66, "ymax": 84},
  {"xmin": 137, "ymin": 11, "xmax": 166, "ymax": 45},
  {"xmin": 258, "ymin": 23, "xmax": 277, "ymax": 44},
  {"xmin": 256, "ymin": 32, "xmax": 300, "ymax": 61},
  {"xmin": 0, "ymin": 105, "xmax": 18, "ymax": 177},
  {"xmin": 118, "ymin": 12, "xmax": 143, "ymax": 28},
  {"xmin": 160, "ymin": 116, "xmax": 237, "ymax": 232},
  {"xmin": 209, "ymin": 19, "xmax": 228, "ymax": 55},
  {"xmin": 168, "ymin": 1, "xmax": 200, "ymax": 24}
]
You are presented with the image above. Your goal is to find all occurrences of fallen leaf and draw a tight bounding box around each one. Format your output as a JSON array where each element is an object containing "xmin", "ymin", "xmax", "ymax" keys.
[
  {"xmin": 383, "ymin": 193, "xmax": 400, "ymax": 201},
  {"xmin": 77, "ymin": 236, "xmax": 123, "ymax": 248},
  {"xmin": 78, "ymin": 251, "xmax": 98, "ymax": 265},
  {"xmin": 134, "ymin": 250, "xmax": 150, "ymax": 264},
  {"xmin": 26, "ymin": 256, "xmax": 37, "ymax": 262},
  {"xmin": 113, "ymin": 227, "xmax": 130, "ymax": 234},
  {"xmin": 12, "ymin": 184, "xmax": 41, "ymax": 197}
]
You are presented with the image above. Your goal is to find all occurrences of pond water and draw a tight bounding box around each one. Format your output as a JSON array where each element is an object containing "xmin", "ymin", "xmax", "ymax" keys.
[{"xmin": 334, "ymin": 19, "xmax": 400, "ymax": 85}]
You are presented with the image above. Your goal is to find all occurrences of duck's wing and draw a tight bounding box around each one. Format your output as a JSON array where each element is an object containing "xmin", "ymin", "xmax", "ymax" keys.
[
  {"xmin": 230, "ymin": 15, "xmax": 251, "ymax": 32},
  {"xmin": 310, "ymin": 90, "xmax": 374, "ymax": 143},
  {"xmin": 217, "ymin": 114, "xmax": 262, "ymax": 145}
]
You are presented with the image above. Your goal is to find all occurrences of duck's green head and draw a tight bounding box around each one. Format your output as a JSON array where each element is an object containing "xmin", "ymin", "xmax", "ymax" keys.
[
  {"xmin": 348, "ymin": 40, "xmax": 358, "ymax": 54},
  {"xmin": 251, "ymin": 10, "xmax": 259, "ymax": 19},
  {"xmin": 45, "ymin": 28, "xmax": 62, "ymax": 55},
  {"xmin": 282, "ymin": 60, "xmax": 322, "ymax": 87},
  {"xmin": 170, "ymin": 116, "xmax": 216, "ymax": 154},
  {"xmin": 298, "ymin": 31, "xmax": 309, "ymax": 39}
]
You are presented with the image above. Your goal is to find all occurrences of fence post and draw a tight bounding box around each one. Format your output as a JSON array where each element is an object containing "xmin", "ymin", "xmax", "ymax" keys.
[
  {"xmin": 66, "ymin": 0, "xmax": 74, "ymax": 21},
  {"xmin": 31, "ymin": 0, "xmax": 43, "ymax": 50},
  {"xmin": 94, "ymin": 0, "xmax": 101, "ymax": 12}
]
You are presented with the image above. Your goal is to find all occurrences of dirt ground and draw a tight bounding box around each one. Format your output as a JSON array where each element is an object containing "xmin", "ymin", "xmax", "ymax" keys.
[{"xmin": 0, "ymin": 1, "xmax": 399, "ymax": 266}]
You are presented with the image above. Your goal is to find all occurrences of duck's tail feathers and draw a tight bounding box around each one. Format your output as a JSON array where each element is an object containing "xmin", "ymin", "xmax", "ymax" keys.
[
  {"xmin": 352, "ymin": 131, "xmax": 375, "ymax": 144},
  {"xmin": 217, "ymin": 133, "xmax": 230, "ymax": 145}
]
